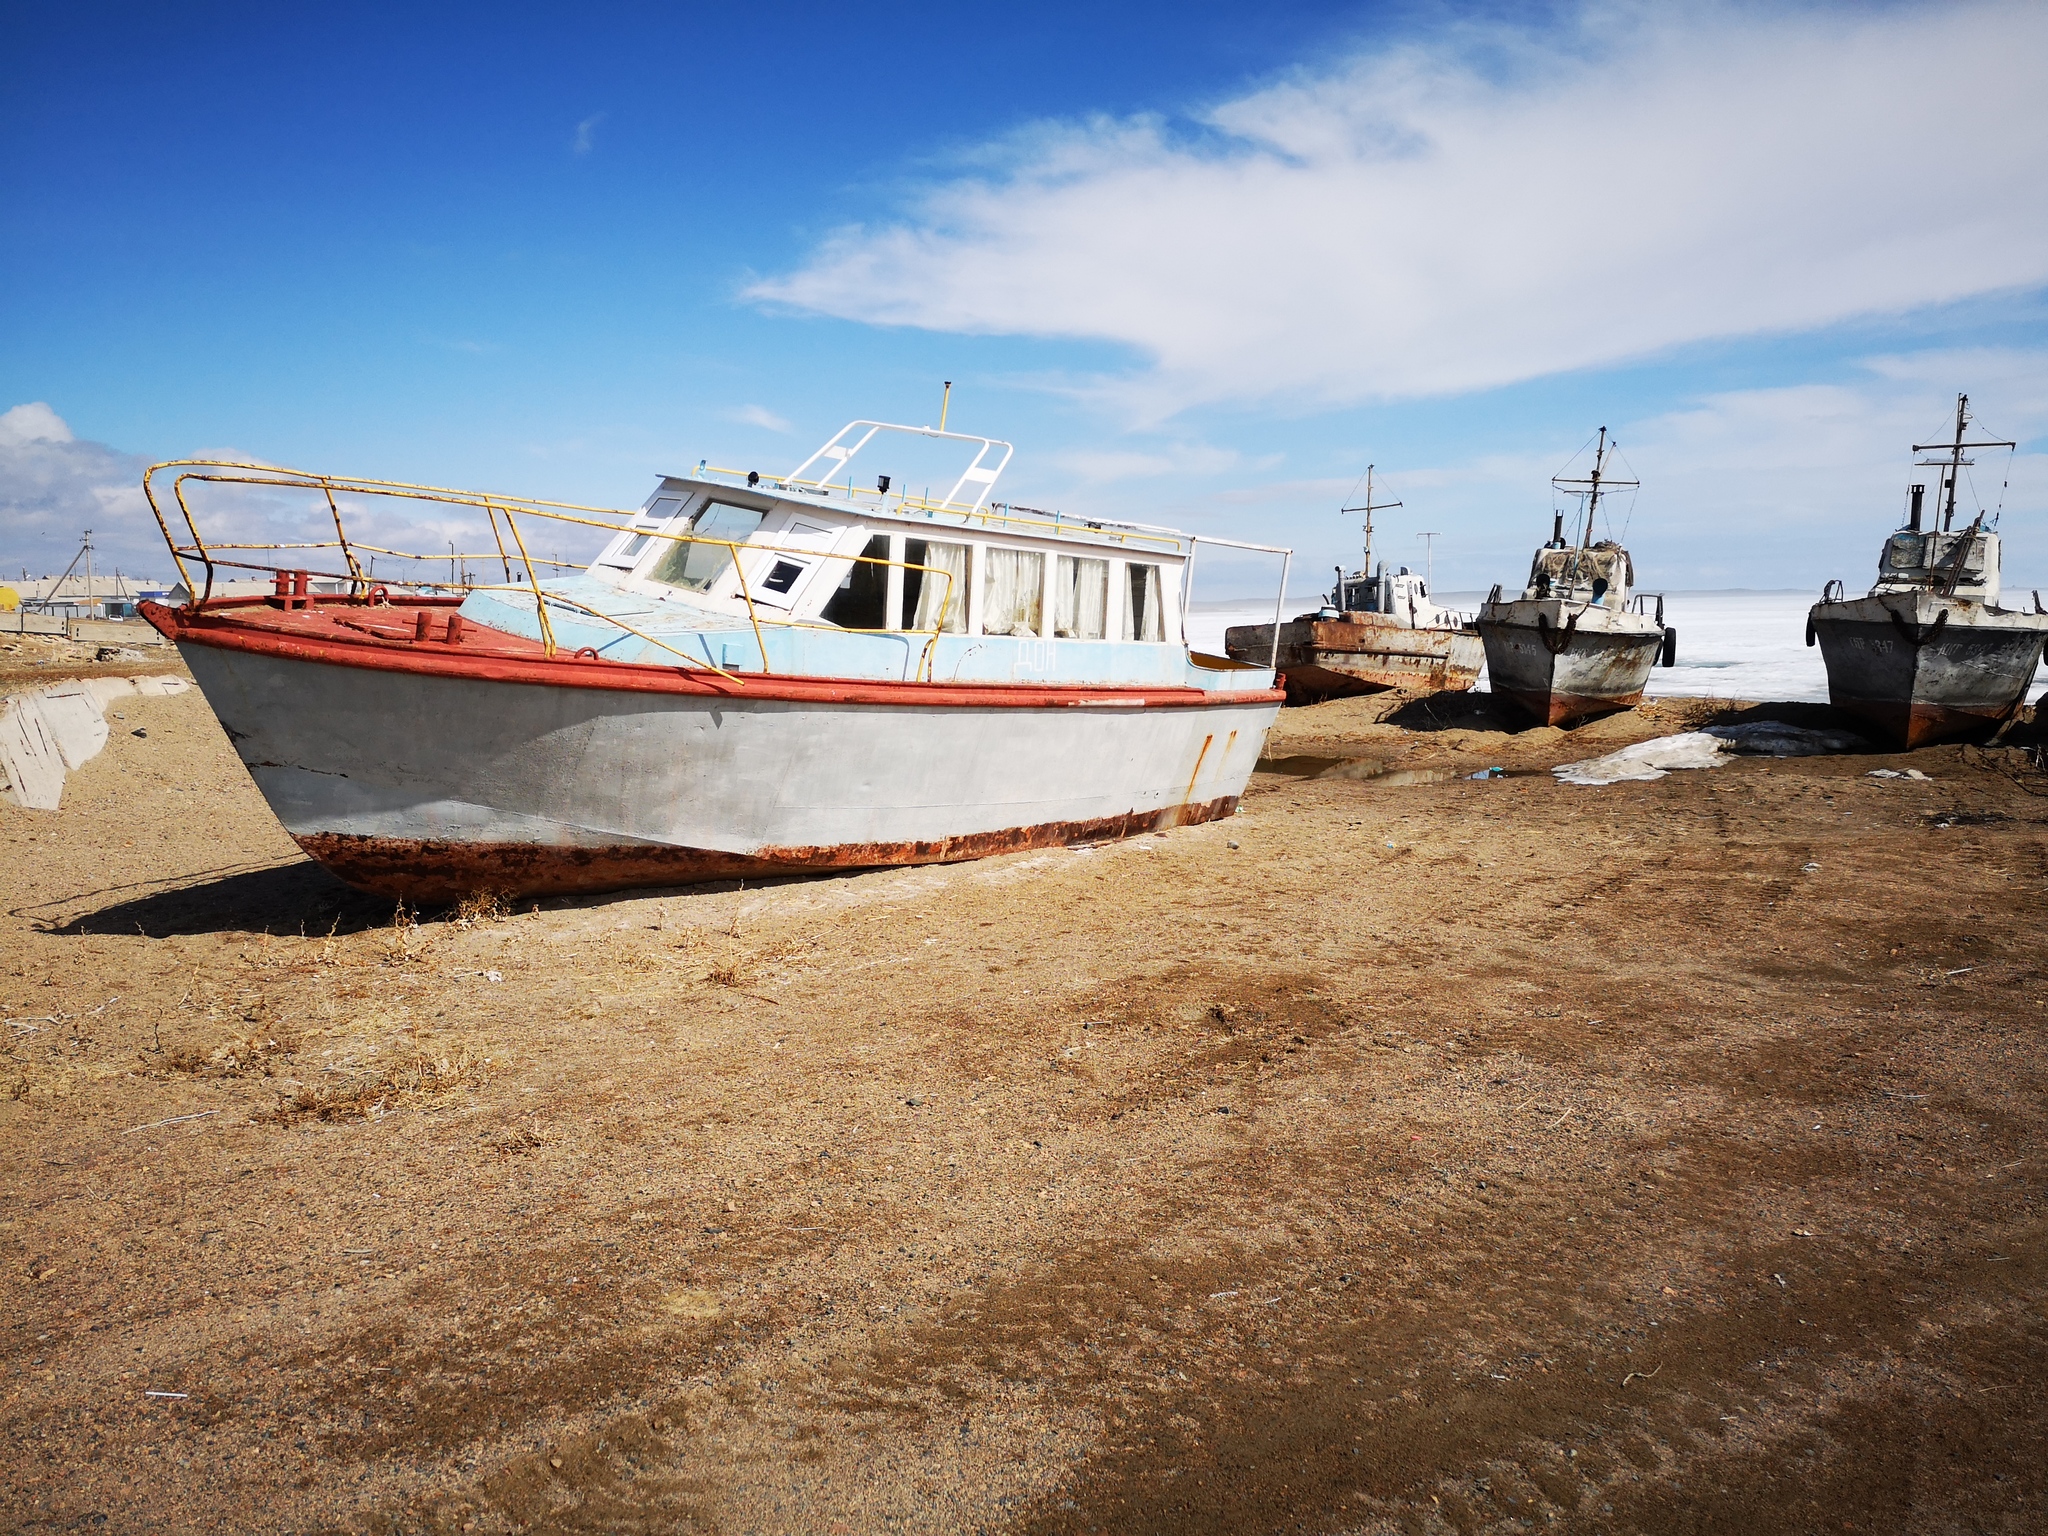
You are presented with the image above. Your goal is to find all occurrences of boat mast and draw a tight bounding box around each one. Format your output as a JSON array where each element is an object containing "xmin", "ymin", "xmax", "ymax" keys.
[
  {"xmin": 1913, "ymin": 393, "xmax": 2015, "ymax": 534},
  {"xmin": 1582, "ymin": 430, "xmax": 1605, "ymax": 548},
  {"xmin": 1551, "ymin": 429, "xmax": 1637, "ymax": 551},
  {"xmin": 1339, "ymin": 465, "xmax": 1401, "ymax": 579}
]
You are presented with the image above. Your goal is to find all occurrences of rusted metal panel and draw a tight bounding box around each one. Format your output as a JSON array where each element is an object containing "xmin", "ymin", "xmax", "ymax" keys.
[
  {"xmin": 296, "ymin": 794, "xmax": 1243, "ymax": 901},
  {"xmin": 1223, "ymin": 617, "xmax": 1483, "ymax": 702}
]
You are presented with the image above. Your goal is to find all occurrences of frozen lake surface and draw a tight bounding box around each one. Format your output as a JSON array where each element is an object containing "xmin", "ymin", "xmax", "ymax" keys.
[{"xmin": 1187, "ymin": 590, "xmax": 2048, "ymax": 705}]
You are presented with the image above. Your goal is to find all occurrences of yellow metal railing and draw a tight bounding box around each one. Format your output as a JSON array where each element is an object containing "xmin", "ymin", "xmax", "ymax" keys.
[{"xmin": 141, "ymin": 462, "xmax": 960, "ymax": 685}]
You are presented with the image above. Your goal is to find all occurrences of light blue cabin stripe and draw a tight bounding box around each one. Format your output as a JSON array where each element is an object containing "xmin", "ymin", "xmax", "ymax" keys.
[{"xmin": 459, "ymin": 578, "xmax": 1271, "ymax": 691}]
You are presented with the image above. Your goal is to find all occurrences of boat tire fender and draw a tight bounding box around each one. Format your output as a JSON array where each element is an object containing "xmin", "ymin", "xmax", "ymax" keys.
[
  {"xmin": 1886, "ymin": 606, "xmax": 1949, "ymax": 649},
  {"xmin": 1804, "ymin": 614, "xmax": 1816, "ymax": 648},
  {"xmin": 1662, "ymin": 627, "xmax": 1678, "ymax": 668},
  {"xmin": 1535, "ymin": 610, "xmax": 1580, "ymax": 656}
]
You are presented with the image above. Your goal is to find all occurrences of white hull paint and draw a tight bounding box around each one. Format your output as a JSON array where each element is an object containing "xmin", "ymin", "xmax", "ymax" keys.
[{"xmin": 177, "ymin": 641, "xmax": 1279, "ymax": 899}]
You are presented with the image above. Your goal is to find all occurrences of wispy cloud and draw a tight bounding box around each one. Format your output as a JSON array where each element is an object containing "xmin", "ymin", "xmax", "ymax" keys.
[
  {"xmin": 573, "ymin": 112, "xmax": 605, "ymax": 155},
  {"xmin": 749, "ymin": 2, "xmax": 2048, "ymax": 421},
  {"xmin": 1051, "ymin": 444, "xmax": 1244, "ymax": 484},
  {"xmin": 723, "ymin": 404, "xmax": 793, "ymax": 433}
]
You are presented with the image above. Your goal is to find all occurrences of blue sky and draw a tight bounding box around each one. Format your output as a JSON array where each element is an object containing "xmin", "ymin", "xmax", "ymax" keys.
[{"xmin": 6, "ymin": 0, "xmax": 2048, "ymax": 598}]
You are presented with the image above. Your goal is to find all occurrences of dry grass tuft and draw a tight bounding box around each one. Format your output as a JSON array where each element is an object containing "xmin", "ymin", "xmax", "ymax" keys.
[
  {"xmin": 256, "ymin": 1046, "xmax": 487, "ymax": 1125},
  {"xmin": 451, "ymin": 890, "xmax": 512, "ymax": 927},
  {"xmin": 163, "ymin": 1032, "xmax": 299, "ymax": 1079},
  {"xmin": 494, "ymin": 1117, "xmax": 551, "ymax": 1155}
]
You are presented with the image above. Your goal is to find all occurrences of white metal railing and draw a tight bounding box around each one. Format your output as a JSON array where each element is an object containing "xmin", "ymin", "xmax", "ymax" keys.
[{"xmin": 1178, "ymin": 534, "xmax": 1295, "ymax": 668}]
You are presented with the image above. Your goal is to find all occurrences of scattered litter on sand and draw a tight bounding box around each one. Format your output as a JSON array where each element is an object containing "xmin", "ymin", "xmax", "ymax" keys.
[
  {"xmin": 1868, "ymin": 768, "xmax": 1932, "ymax": 780},
  {"xmin": 1555, "ymin": 721, "xmax": 1869, "ymax": 785}
]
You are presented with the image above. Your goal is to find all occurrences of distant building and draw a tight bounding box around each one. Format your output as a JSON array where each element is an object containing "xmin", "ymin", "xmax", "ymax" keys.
[{"xmin": 14, "ymin": 572, "xmax": 170, "ymax": 620}]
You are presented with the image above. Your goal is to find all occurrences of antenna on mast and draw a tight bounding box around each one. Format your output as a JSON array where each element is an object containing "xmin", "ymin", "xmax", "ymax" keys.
[
  {"xmin": 1417, "ymin": 532, "xmax": 1439, "ymax": 592},
  {"xmin": 938, "ymin": 381, "xmax": 953, "ymax": 433},
  {"xmin": 1339, "ymin": 465, "xmax": 1402, "ymax": 576},
  {"xmin": 1553, "ymin": 428, "xmax": 1637, "ymax": 549},
  {"xmin": 1338, "ymin": 465, "xmax": 1403, "ymax": 612},
  {"xmin": 1913, "ymin": 393, "xmax": 2014, "ymax": 532}
]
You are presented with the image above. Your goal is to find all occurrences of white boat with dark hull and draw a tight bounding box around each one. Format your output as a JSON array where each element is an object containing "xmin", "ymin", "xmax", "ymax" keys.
[
  {"xmin": 140, "ymin": 417, "xmax": 1288, "ymax": 902},
  {"xmin": 1477, "ymin": 428, "xmax": 1672, "ymax": 726},
  {"xmin": 1223, "ymin": 466, "xmax": 1482, "ymax": 701},
  {"xmin": 1807, "ymin": 394, "xmax": 2048, "ymax": 749}
]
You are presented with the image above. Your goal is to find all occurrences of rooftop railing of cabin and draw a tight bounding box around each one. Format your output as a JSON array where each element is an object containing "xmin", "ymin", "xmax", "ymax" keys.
[
  {"xmin": 689, "ymin": 418, "xmax": 1192, "ymax": 554},
  {"xmin": 691, "ymin": 464, "xmax": 1192, "ymax": 554}
]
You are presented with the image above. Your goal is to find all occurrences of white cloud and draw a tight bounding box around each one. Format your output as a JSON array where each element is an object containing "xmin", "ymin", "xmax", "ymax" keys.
[
  {"xmin": 573, "ymin": 113, "xmax": 605, "ymax": 155},
  {"xmin": 724, "ymin": 404, "xmax": 793, "ymax": 433},
  {"xmin": 750, "ymin": 2, "xmax": 2048, "ymax": 420},
  {"xmin": 0, "ymin": 401, "xmax": 75, "ymax": 448},
  {"xmin": 1619, "ymin": 351, "xmax": 2048, "ymax": 585},
  {"xmin": 0, "ymin": 404, "xmax": 162, "ymax": 581},
  {"xmin": 0, "ymin": 409, "xmax": 606, "ymax": 592},
  {"xmin": 1166, "ymin": 357, "xmax": 2048, "ymax": 594}
]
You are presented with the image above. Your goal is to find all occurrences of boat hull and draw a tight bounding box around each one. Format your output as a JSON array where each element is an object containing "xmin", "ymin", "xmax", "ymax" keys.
[
  {"xmin": 1809, "ymin": 593, "xmax": 2048, "ymax": 748},
  {"xmin": 1223, "ymin": 617, "xmax": 1483, "ymax": 701},
  {"xmin": 155, "ymin": 607, "xmax": 1280, "ymax": 902},
  {"xmin": 1478, "ymin": 601, "xmax": 1664, "ymax": 726}
]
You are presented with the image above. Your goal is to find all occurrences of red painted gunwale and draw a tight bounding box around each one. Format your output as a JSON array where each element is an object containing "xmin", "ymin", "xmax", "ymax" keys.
[{"xmin": 140, "ymin": 599, "xmax": 1283, "ymax": 711}]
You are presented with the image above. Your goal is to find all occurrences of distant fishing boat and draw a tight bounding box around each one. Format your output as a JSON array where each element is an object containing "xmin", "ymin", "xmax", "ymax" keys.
[
  {"xmin": 1477, "ymin": 428, "xmax": 1672, "ymax": 725},
  {"xmin": 1807, "ymin": 394, "xmax": 2048, "ymax": 748},
  {"xmin": 140, "ymin": 410, "xmax": 1289, "ymax": 902},
  {"xmin": 1222, "ymin": 466, "xmax": 1482, "ymax": 701}
]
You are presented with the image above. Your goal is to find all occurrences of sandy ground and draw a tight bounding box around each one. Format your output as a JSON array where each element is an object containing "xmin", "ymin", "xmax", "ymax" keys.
[{"xmin": 4, "ymin": 668, "xmax": 2046, "ymax": 1535}]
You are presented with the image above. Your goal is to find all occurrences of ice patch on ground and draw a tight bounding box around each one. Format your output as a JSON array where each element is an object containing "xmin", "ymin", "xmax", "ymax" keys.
[{"xmin": 1555, "ymin": 721, "xmax": 1868, "ymax": 786}]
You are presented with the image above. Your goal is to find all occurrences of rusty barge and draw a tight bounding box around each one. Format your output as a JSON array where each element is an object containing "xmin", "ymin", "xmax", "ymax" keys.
[
  {"xmin": 1223, "ymin": 466, "xmax": 1482, "ymax": 702},
  {"xmin": 1807, "ymin": 394, "xmax": 2048, "ymax": 748},
  {"xmin": 139, "ymin": 415, "xmax": 1289, "ymax": 902},
  {"xmin": 1477, "ymin": 428, "xmax": 1673, "ymax": 726}
]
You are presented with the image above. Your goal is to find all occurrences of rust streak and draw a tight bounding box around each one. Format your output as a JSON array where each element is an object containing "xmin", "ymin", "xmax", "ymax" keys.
[{"xmin": 294, "ymin": 796, "xmax": 1244, "ymax": 903}]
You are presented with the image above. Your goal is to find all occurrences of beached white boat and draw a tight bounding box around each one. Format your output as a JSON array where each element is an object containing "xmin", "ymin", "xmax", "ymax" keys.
[
  {"xmin": 1478, "ymin": 428, "xmax": 1672, "ymax": 725},
  {"xmin": 1224, "ymin": 466, "xmax": 1482, "ymax": 699},
  {"xmin": 139, "ymin": 416, "xmax": 1289, "ymax": 901},
  {"xmin": 1807, "ymin": 394, "xmax": 2048, "ymax": 748}
]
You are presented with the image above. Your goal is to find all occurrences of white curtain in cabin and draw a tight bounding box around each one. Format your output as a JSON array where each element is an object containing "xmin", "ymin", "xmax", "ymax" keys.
[
  {"xmin": 981, "ymin": 548, "xmax": 1044, "ymax": 637},
  {"xmin": 910, "ymin": 540, "xmax": 969, "ymax": 633},
  {"xmin": 1121, "ymin": 561, "xmax": 1165, "ymax": 642},
  {"xmin": 1054, "ymin": 555, "xmax": 1108, "ymax": 639}
]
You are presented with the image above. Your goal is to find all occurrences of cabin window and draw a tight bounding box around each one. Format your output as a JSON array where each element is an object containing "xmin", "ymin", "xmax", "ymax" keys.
[
  {"xmin": 604, "ymin": 496, "xmax": 684, "ymax": 566},
  {"xmin": 1121, "ymin": 562, "xmax": 1166, "ymax": 642},
  {"xmin": 981, "ymin": 548, "xmax": 1045, "ymax": 637},
  {"xmin": 649, "ymin": 501, "xmax": 766, "ymax": 592},
  {"xmin": 903, "ymin": 539, "xmax": 968, "ymax": 633},
  {"xmin": 760, "ymin": 560, "xmax": 805, "ymax": 594},
  {"xmin": 821, "ymin": 535, "xmax": 891, "ymax": 630},
  {"xmin": 1055, "ymin": 555, "xmax": 1108, "ymax": 639}
]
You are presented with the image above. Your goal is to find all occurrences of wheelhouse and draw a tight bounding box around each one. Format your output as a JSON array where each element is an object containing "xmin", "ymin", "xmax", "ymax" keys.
[{"xmin": 587, "ymin": 420, "xmax": 1193, "ymax": 648}]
